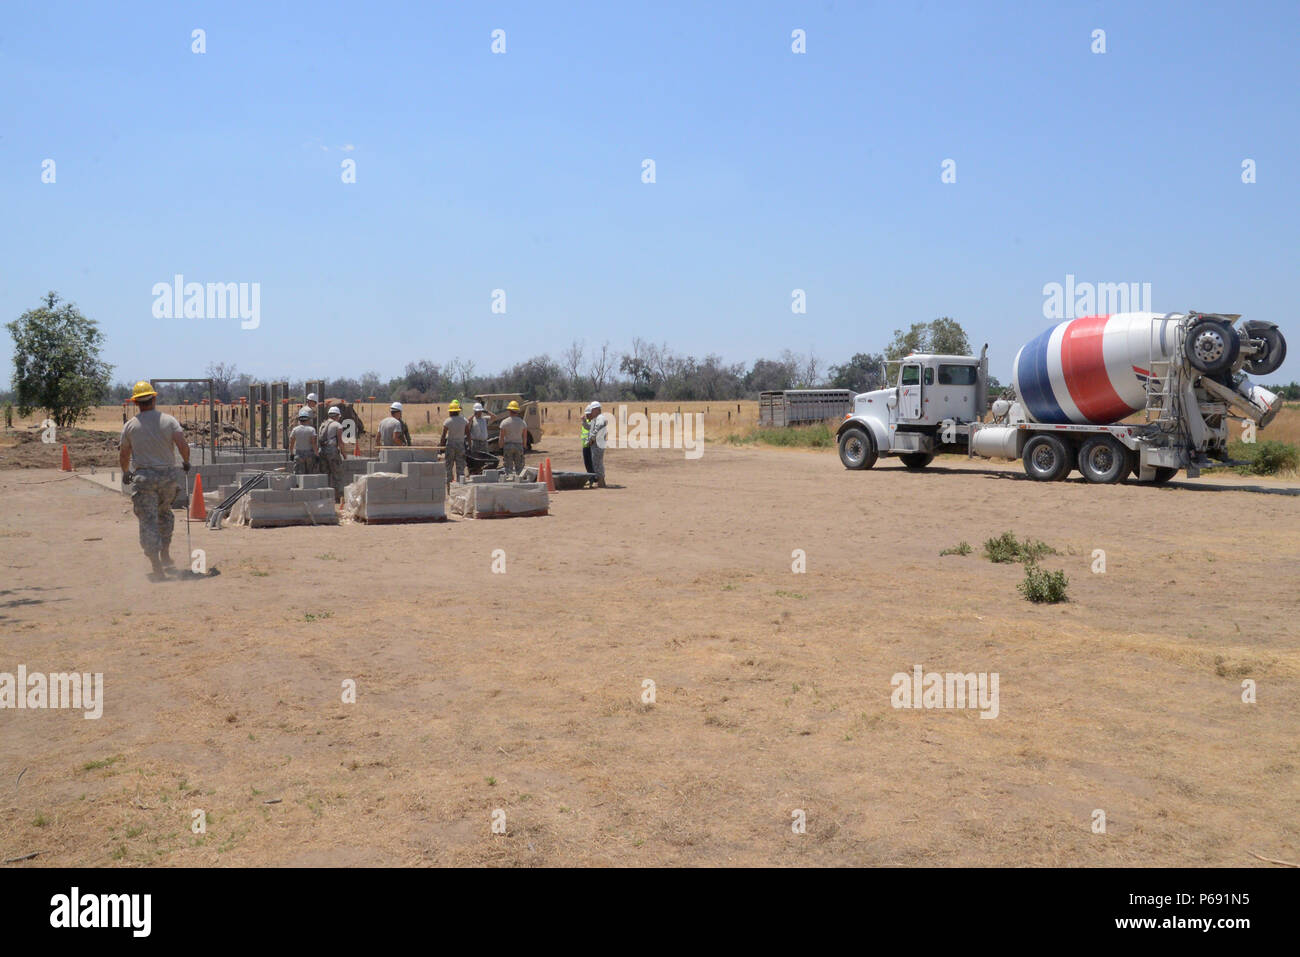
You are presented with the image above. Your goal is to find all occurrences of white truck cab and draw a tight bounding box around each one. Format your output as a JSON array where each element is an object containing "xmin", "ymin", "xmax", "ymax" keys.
[{"xmin": 837, "ymin": 349, "xmax": 987, "ymax": 471}]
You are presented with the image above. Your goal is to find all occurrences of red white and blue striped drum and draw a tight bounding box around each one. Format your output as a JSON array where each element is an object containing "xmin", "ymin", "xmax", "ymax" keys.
[{"xmin": 1011, "ymin": 312, "xmax": 1179, "ymax": 425}]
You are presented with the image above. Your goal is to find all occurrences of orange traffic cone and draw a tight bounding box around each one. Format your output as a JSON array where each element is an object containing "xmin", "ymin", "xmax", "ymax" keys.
[
  {"xmin": 543, "ymin": 457, "xmax": 556, "ymax": 492},
  {"xmin": 189, "ymin": 473, "xmax": 207, "ymax": 520},
  {"xmin": 60, "ymin": 444, "xmax": 72, "ymax": 471}
]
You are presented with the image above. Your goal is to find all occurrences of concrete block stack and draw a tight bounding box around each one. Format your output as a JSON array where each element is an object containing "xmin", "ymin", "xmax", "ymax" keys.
[
  {"xmin": 241, "ymin": 485, "xmax": 339, "ymax": 527},
  {"xmin": 447, "ymin": 481, "xmax": 548, "ymax": 519},
  {"xmin": 349, "ymin": 457, "xmax": 446, "ymax": 523}
]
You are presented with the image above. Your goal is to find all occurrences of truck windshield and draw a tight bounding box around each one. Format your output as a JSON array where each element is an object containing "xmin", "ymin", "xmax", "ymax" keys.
[{"xmin": 938, "ymin": 364, "xmax": 978, "ymax": 385}]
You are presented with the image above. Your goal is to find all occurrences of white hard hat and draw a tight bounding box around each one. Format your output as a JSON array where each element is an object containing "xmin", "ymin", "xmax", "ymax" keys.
[
  {"xmin": 328, "ymin": 406, "xmax": 341, "ymax": 416},
  {"xmin": 297, "ymin": 407, "xmax": 311, "ymax": 419},
  {"xmin": 473, "ymin": 403, "xmax": 485, "ymax": 412},
  {"xmin": 390, "ymin": 402, "xmax": 402, "ymax": 412},
  {"xmin": 307, "ymin": 393, "xmax": 318, "ymax": 402},
  {"xmin": 589, "ymin": 400, "xmax": 602, "ymax": 410}
]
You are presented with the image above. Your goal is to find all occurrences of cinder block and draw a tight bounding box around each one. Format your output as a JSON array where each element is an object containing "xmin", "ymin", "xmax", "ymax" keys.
[
  {"xmin": 248, "ymin": 500, "xmax": 340, "ymax": 526},
  {"xmin": 297, "ymin": 474, "xmax": 329, "ymax": 489},
  {"xmin": 268, "ymin": 474, "xmax": 294, "ymax": 491},
  {"xmin": 402, "ymin": 461, "xmax": 436, "ymax": 479},
  {"xmin": 360, "ymin": 501, "xmax": 445, "ymax": 521},
  {"xmin": 250, "ymin": 489, "xmax": 295, "ymax": 504},
  {"xmin": 290, "ymin": 487, "xmax": 333, "ymax": 502},
  {"xmin": 367, "ymin": 462, "xmax": 407, "ymax": 476},
  {"xmin": 379, "ymin": 448, "xmax": 438, "ymax": 465},
  {"xmin": 401, "ymin": 461, "xmax": 444, "ymax": 489},
  {"xmin": 366, "ymin": 473, "xmax": 405, "ymax": 493}
]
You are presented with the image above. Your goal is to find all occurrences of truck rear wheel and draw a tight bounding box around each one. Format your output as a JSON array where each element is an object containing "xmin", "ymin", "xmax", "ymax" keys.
[
  {"xmin": 899, "ymin": 453, "xmax": 934, "ymax": 471},
  {"xmin": 838, "ymin": 427, "xmax": 877, "ymax": 470},
  {"xmin": 1148, "ymin": 466, "xmax": 1177, "ymax": 485},
  {"xmin": 1022, "ymin": 435, "xmax": 1071, "ymax": 482},
  {"xmin": 1077, "ymin": 435, "xmax": 1131, "ymax": 484}
]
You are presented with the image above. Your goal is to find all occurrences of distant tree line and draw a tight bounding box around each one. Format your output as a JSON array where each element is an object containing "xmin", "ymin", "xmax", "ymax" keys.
[
  {"xmin": 4, "ymin": 291, "xmax": 988, "ymax": 421},
  {"xmin": 93, "ymin": 318, "xmax": 981, "ymax": 406}
]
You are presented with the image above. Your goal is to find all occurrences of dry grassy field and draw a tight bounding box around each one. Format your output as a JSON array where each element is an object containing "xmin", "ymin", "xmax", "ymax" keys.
[{"xmin": 1, "ymin": 420, "xmax": 1297, "ymax": 867}]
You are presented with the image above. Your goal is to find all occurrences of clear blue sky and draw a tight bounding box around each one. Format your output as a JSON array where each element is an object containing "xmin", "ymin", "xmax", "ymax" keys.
[{"xmin": 2, "ymin": 0, "xmax": 1297, "ymax": 386}]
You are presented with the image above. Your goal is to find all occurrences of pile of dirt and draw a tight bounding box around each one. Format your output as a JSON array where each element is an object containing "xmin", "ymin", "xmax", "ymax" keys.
[{"xmin": 0, "ymin": 427, "xmax": 122, "ymax": 469}]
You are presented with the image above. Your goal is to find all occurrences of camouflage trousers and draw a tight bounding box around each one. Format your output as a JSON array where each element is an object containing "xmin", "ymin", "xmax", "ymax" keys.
[
  {"xmin": 321, "ymin": 451, "xmax": 345, "ymax": 501},
  {"xmin": 292, "ymin": 452, "xmax": 317, "ymax": 475},
  {"xmin": 470, "ymin": 438, "xmax": 489, "ymax": 456},
  {"xmin": 131, "ymin": 469, "xmax": 179, "ymax": 556},
  {"xmin": 502, "ymin": 442, "xmax": 524, "ymax": 475},
  {"xmin": 590, "ymin": 443, "xmax": 605, "ymax": 480},
  {"xmin": 444, "ymin": 445, "xmax": 466, "ymax": 485}
]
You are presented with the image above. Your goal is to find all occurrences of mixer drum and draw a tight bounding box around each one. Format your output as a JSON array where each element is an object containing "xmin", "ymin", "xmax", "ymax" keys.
[{"xmin": 1012, "ymin": 313, "xmax": 1178, "ymax": 425}]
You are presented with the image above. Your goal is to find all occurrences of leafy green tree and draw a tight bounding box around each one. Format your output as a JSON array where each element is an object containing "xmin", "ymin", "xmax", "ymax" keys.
[
  {"xmin": 927, "ymin": 317, "xmax": 972, "ymax": 356},
  {"xmin": 885, "ymin": 317, "xmax": 972, "ymax": 359},
  {"xmin": 885, "ymin": 323, "xmax": 928, "ymax": 360},
  {"xmin": 745, "ymin": 357, "xmax": 798, "ymax": 393},
  {"xmin": 828, "ymin": 352, "xmax": 886, "ymax": 393},
  {"xmin": 7, "ymin": 292, "xmax": 113, "ymax": 428}
]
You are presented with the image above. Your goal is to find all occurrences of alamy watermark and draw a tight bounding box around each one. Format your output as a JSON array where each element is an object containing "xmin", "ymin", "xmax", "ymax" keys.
[
  {"xmin": 891, "ymin": 664, "xmax": 999, "ymax": 719},
  {"xmin": 1043, "ymin": 274, "xmax": 1152, "ymax": 320},
  {"xmin": 594, "ymin": 404, "xmax": 704, "ymax": 459},
  {"xmin": 1, "ymin": 665, "xmax": 103, "ymax": 719},
  {"xmin": 151, "ymin": 275, "xmax": 260, "ymax": 329}
]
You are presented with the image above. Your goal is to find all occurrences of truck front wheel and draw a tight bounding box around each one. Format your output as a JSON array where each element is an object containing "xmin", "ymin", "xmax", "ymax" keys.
[
  {"xmin": 899, "ymin": 453, "xmax": 934, "ymax": 471},
  {"xmin": 838, "ymin": 428, "xmax": 877, "ymax": 470},
  {"xmin": 1022, "ymin": 435, "xmax": 1071, "ymax": 482},
  {"xmin": 1078, "ymin": 435, "xmax": 1131, "ymax": 484}
]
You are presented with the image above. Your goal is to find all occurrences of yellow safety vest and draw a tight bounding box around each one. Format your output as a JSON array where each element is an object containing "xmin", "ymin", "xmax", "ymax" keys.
[{"xmin": 580, "ymin": 419, "xmax": 590, "ymax": 446}]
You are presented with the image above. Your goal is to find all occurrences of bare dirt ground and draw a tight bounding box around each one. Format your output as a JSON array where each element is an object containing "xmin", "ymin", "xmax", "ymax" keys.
[{"xmin": 1, "ymin": 434, "xmax": 1297, "ymax": 867}]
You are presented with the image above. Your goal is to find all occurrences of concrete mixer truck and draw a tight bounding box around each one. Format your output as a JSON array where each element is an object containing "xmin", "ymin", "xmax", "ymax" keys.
[{"xmin": 835, "ymin": 312, "xmax": 1287, "ymax": 483}]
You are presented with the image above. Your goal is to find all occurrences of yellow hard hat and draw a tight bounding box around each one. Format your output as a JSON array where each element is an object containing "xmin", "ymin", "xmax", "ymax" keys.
[
  {"xmin": 131, "ymin": 380, "xmax": 157, "ymax": 402},
  {"xmin": 448, "ymin": 399, "xmax": 462, "ymax": 412},
  {"xmin": 506, "ymin": 400, "xmax": 521, "ymax": 412}
]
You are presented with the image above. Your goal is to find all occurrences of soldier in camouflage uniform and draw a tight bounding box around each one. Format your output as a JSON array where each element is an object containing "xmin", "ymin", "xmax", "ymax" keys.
[
  {"xmin": 119, "ymin": 380, "xmax": 191, "ymax": 578},
  {"xmin": 318, "ymin": 406, "xmax": 348, "ymax": 502},
  {"xmin": 498, "ymin": 400, "xmax": 527, "ymax": 475},
  {"xmin": 439, "ymin": 399, "xmax": 470, "ymax": 486},
  {"xmin": 290, "ymin": 407, "xmax": 319, "ymax": 474}
]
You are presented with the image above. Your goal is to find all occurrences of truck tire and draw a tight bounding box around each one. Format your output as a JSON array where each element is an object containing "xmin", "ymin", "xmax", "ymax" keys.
[
  {"xmin": 899, "ymin": 453, "xmax": 934, "ymax": 471},
  {"xmin": 1185, "ymin": 319, "xmax": 1240, "ymax": 375},
  {"xmin": 1022, "ymin": 435, "xmax": 1071, "ymax": 482},
  {"xmin": 1077, "ymin": 435, "xmax": 1131, "ymax": 484},
  {"xmin": 1151, "ymin": 467, "xmax": 1177, "ymax": 485},
  {"xmin": 838, "ymin": 427, "xmax": 877, "ymax": 470},
  {"xmin": 1242, "ymin": 322, "xmax": 1287, "ymax": 377}
]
